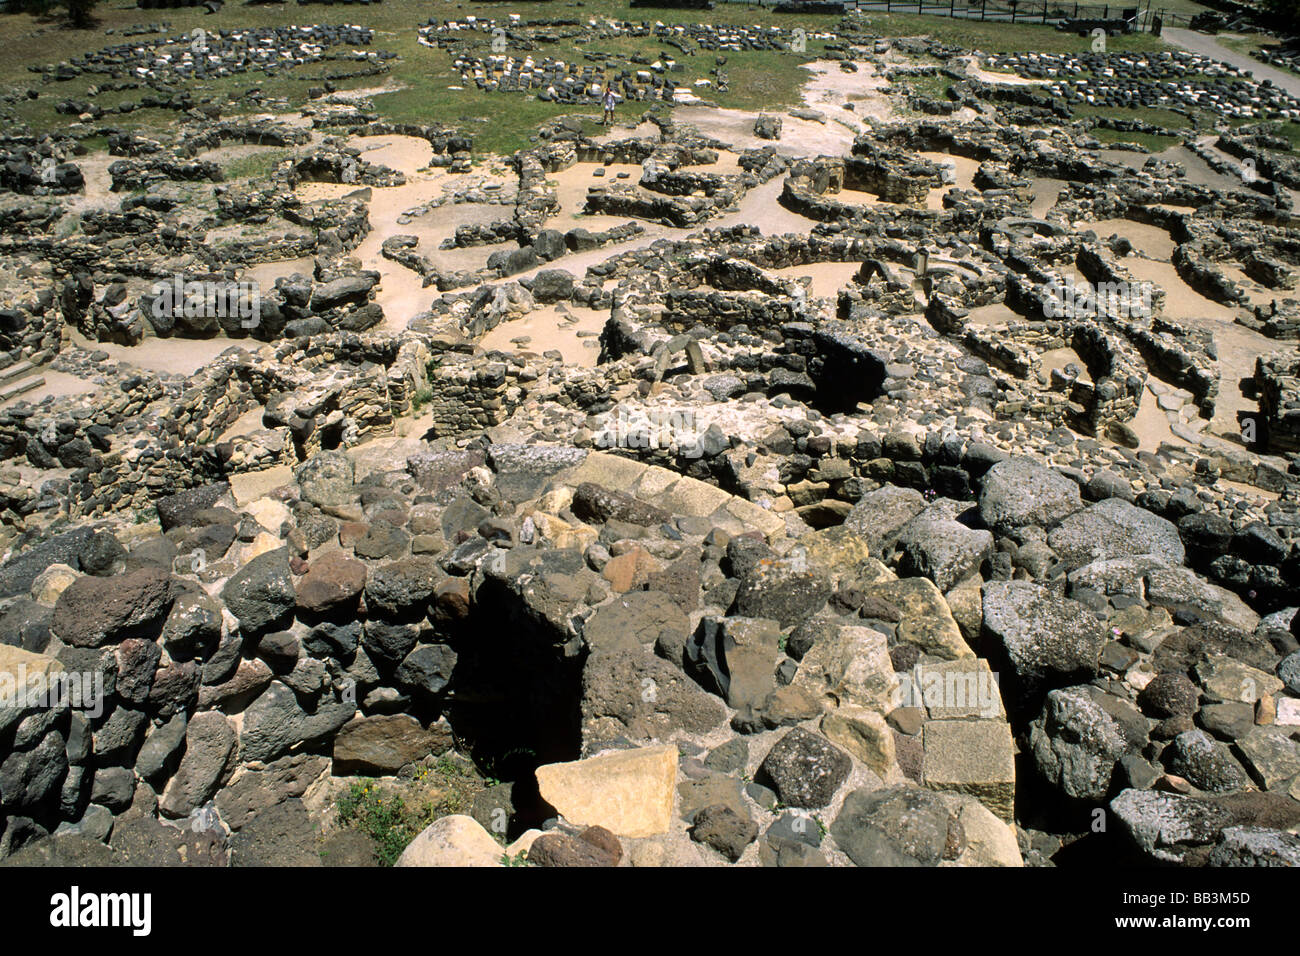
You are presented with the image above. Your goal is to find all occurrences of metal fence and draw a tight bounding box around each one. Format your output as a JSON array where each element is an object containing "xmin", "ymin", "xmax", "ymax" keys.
[
  {"xmin": 853, "ymin": 0, "xmax": 1191, "ymax": 29},
  {"xmin": 726, "ymin": 0, "xmax": 1194, "ymax": 31}
]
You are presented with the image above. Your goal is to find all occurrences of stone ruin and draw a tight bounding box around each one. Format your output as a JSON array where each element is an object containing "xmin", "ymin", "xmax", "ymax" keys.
[{"xmin": 0, "ymin": 17, "xmax": 1297, "ymax": 870}]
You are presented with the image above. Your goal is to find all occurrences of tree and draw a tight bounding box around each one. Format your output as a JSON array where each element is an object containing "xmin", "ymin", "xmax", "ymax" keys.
[
  {"xmin": 1258, "ymin": 0, "xmax": 1299, "ymax": 32},
  {"xmin": 6, "ymin": 0, "xmax": 98, "ymax": 27},
  {"xmin": 64, "ymin": 0, "xmax": 97, "ymax": 28}
]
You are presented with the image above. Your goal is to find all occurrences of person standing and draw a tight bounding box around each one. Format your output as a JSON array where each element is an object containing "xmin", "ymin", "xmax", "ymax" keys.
[{"xmin": 602, "ymin": 86, "xmax": 617, "ymax": 126}]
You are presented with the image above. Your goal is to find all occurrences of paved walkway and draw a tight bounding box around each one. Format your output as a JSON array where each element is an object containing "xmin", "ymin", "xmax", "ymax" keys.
[{"xmin": 1162, "ymin": 27, "xmax": 1300, "ymax": 100}]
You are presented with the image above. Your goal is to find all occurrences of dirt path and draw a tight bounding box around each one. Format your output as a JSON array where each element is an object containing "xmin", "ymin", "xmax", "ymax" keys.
[
  {"xmin": 958, "ymin": 55, "xmax": 1051, "ymax": 87},
  {"xmin": 296, "ymin": 135, "xmax": 518, "ymax": 331},
  {"xmin": 674, "ymin": 104, "xmax": 858, "ymax": 157},
  {"xmin": 1163, "ymin": 28, "xmax": 1300, "ymax": 100},
  {"xmin": 62, "ymin": 151, "xmax": 118, "ymax": 218},
  {"xmin": 67, "ymin": 330, "xmax": 244, "ymax": 376}
]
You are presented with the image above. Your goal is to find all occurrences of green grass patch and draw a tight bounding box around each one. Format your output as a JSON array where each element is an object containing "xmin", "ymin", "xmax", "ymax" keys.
[
  {"xmin": 1073, "ymin": 104, "xmax": 1191, "ymax": 129},
  {"xmin": 903, "ymin": 71, "xmax": 957, "ymax": 99},
  {"xmin": 1089, "ymin": 126, "xmax": 1181, "ymax": 151},
  {"xmin": 1074, "ymin": 102, "xmax": 1187, "ymax": 151},
  {"xmin": 334, "ymin": 761, "xmax": 492, "ymax": 866},
  {"xmin": 0, "ymin": 1, "xmax": 837, "ymax": 154},
  {"xmin": 0, "ymin": 2, "xmax": 1240, "ymax": 160},
  {"xmin": 859, "ymin": 13, "xmax": 1167, "ymax": 54},
  {"xmin": 1252, "ymin": 120, "xmax": 1300, "ymax": 150},
  {"xmin": 222, "ymin": 148, "xmax": 294, "ymax": 181},
  {"xmin": 410, "ymin": 385, "xmax": 434, "ymax": 414},
  {"xmin": 335, "ymin": 780, "xmax": 440, "ymax": 867},
  {"xmin": 1213, "ymin": 33, "xmax": 1283, "ymax": 60},
  {"xmin": 1135, "ymin": 0, "xmax": 1213, "ymax": 17}
]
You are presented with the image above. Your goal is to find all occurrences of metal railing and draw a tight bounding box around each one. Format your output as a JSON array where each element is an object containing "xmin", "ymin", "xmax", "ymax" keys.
[{"xmin": 723, "ymin": 0, "xmax": 1194, "ymax": 31}]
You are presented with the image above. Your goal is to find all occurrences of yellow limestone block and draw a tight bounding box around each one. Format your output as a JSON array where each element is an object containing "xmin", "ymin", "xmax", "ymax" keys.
[{"xmin": 535, "ymin": 744, "xmax": 678, "ymax": 838}]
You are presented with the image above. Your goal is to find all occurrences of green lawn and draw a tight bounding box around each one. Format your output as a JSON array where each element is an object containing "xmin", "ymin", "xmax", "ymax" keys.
[
  {"xmin": 857, "ymin": 12, "xmax": 1169, "ymax": 53},
  {"xmin": 1, "ymin": 0, "xmax": 850, "ymax": 153},
  {"xmin": 1089, "ymin": 126, "xmax": 1182, "ymax": 150},
  {"xmin": 0, "ymin": 0, "xmax": 1220, "ymax": 157},
  {"xmin": 1213, "ymin": 32, "xmax": 1284, "ymax": 59},
  {"xmin": 221, "ymin": 148, "xmax": 295, "ymax": 181},
  {"xmin": 1073, "ymin": 104, "xmax": 1194, "ymax": 129},
  {"xmin": 902, "ymin": 71, "xmax": 958, "ymax": 99},
  {"xmin": 1251, "ymin": 120, "xmax": 1300, "ymax": 150}
]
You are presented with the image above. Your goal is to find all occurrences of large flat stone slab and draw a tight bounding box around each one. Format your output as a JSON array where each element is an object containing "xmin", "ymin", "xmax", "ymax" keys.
[
  {"xmin": 1234, "ymin": 728, "xmax": 1300, "ymax": 791},
  {"xmin": 1047, "ymin": 498, "xmax": 1184, "ymax": 569},
  {"xmin": 230, "ymin": 465, "xmax": 295, "ymax": 508},
  {"xmin": 332, "ymin": 714, "xmax": 453, "ymax": 775},
  {"xmin": 558, "ymin": 452, "xmax": 648, "ymax": 494},
  {"xmin": 535, "ymin": 744, "xmax": 678, "ymax": 838},
  {"xmin": 556, "ymin": 453, "xmax": 784, "ymax": 539}
]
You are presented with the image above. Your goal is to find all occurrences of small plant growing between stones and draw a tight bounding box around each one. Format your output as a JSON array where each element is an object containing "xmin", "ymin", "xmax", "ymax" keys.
[
  {"xmin": 411, "ymin": 386, "xmax": 434, "ymax": 413},
  {"xmin": 335, "ymin": 780, "xmax": 439, "ymax": 867},
  {"xmin": 501, "ymin": 850, "xmax": 532, "ymax": 867},
  {"xmin": 433, "ymin": 753, "xmax": 476, "ymax": 778}
]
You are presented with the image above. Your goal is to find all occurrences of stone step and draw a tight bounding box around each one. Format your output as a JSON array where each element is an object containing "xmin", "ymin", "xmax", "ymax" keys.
[
  {"xmin": 0, "ymin": 360, "xmax": 36, "ymax": 384},
  {"xmin": 0, "ymin": 375, "xmax": 45, "ymax": 403}
]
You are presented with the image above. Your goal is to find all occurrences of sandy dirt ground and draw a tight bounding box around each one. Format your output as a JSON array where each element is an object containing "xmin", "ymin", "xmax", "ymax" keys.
[
  {"xmin": 65, "ymin": 329, "xmax": 248, "ymax": 376},
  {"xmin": 1128, "ymin": 379, "xmax": 1185, "ymax": 450},
  {"xmin": 1029, "ymin": 177, "xmax": 1068, "ymax": 218},
  {"xmin": 959, "ymin": 56, "xmax": 1050, "ymax": 87},
  {"xmin": 1040, "ymin": 345, "xmax": 1091, "ymax": 383},
  {"xmin": 1118, "ymin": 254, "xmax": 1273, "ymax": 442},
  {"xmin": 591, "ymin": 119, "xmax": 660, "ymax": 144},
  {"xmin": 1088, "ymin": 218, "xmax": 1178, "ymax": 260},
  {"xmin": 714, "ymin": 176, "xmax": 823, "ymax": 235},
  {"xmin": 967, "ymin": 303, "xmax": 1016, "ymax": 327},
  {"xmin": 472, "ymin": 156, "xmax": 833, "ymax": 355},
  {"xmin": 479, "ymin": 303, "xmax": 608, "ymax": 366},
  {"xmin": 799, "ymin": 60, "xmax": 894, "ymax": 128},
  {"xmin": 294, "ymin": 131, "xmax": 827, "ymax": 346},
  {"xmin": 1219, "ymin": 264, "xmax": 1277, "ymax": 308},
  {"xmin": 503, "ymin": 170, "xmax": 826, "ymax": 290},
  {"xmin": 0, "ymin": 370, "xmax": 95, "ymax": 409},
  {"xmin": 62, "ymin": 151, "xmax": 118, "ymax": 219},
  {"xmin": 28, "ymin": 57, "xmax": 1285, "ymax": 488},
  {"xmin": 243, "ymin": 256, "xmax": 317, "ymax": 288},
  {"xmin": 295, "ymin": 134, "xmax": 522, "ymax": 331},
  {"xmin": 547, "ymin": 161, "xmax": 647, "ymax": 233},
  {"xmin": 1059, "ymin": 212, "xmax": 1278, "ymax": 448},
  {"xmin": 919, "ymin": 151, "xmax": 980, "ymax": 209},
  {"xmin": 674, "ymin": 104, "xmax": 859, "ymax": 157},
  {"xmin": 769, "ymin": 262, "xmax": 863, "ymax": 300}
]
